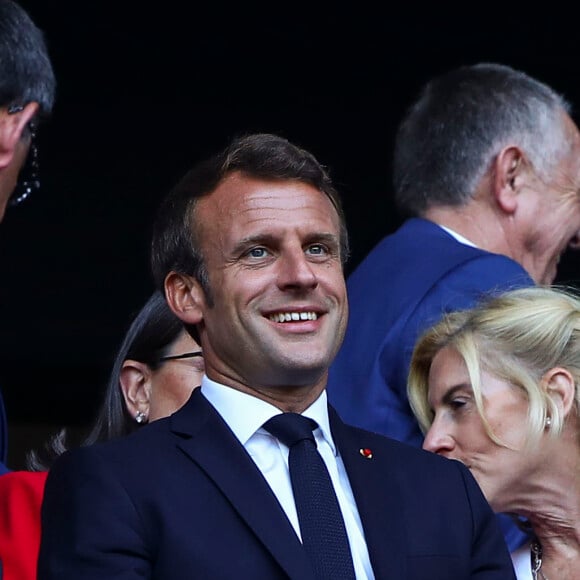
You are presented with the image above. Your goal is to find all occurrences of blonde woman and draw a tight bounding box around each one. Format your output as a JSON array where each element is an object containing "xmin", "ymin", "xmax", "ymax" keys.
[{"xmin": 408, "ymin": 286, "xmax": 580, "ymax": 580}]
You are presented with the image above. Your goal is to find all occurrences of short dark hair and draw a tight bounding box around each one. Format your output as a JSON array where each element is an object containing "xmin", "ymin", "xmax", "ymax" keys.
[
  {"xmin": 0, "ymin": 0, "xmax": 56, "ymax": 117},
  {"xmin": 393, "ymin": 63, "xmax": 571, "ymax": 216},
  {"xmin": 151, "ymin": 133, "xmax": 349, "ymax": 302}
]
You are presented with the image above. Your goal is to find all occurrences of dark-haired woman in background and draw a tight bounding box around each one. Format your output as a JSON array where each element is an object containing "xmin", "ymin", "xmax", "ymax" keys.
[{"xmin": 0, "ymin": 291, "xmax": 203, "ymax": 580}]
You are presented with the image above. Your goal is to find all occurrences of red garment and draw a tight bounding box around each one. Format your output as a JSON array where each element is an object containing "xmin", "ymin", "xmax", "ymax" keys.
[{"xmin": 0, "ymin": 471, "xmax": 47, "ymax": 580}]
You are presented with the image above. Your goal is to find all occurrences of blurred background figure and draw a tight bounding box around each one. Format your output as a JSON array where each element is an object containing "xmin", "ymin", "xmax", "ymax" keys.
[
  {"xmin": 0, "ymin": 291, "xmax": 203, "ymax": 580},
  {"xmin": 0, "ymin": 0, "xmax": 55, "ymax": 220},
  {"xmin": 0, "ymin": 0, "xmax": 56, "ymax": 474},
  {"xmin": 408, "ymin": 286, "xmax": 580, "ymax": 579}
]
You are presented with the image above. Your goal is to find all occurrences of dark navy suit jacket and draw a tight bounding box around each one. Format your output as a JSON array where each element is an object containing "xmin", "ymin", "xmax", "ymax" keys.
[
  {"xmin": 327, "ymin": 217, "xmax": 533, "ymax": 551},
  {"xmin": 38, "ymin": 388, "xmax": 516, "ymax": 579}
]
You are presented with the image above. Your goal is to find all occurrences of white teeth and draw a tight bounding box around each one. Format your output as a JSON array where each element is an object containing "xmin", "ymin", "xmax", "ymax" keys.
[{"xmin": 269, "ymin": 312, "xmax": 318, "ymax": 323}]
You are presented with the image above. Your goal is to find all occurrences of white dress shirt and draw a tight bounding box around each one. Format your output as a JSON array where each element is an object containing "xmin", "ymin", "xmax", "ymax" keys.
[
  {"xmin": 201, "ymin": 376, "xmax": 375, "ymax": 579},
  {"xmin": 511, "ymin": 543, "xmax": 532, "ymax": 580},
  {"xmin": 439, "ymin": 224, "xmax": 478, "ymax": 248}
]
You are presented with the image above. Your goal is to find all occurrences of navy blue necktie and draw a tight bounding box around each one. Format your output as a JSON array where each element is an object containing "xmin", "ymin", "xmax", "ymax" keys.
[{"xmin": 263, "ymin": 413, "xmax": 356, "ymax": 579}]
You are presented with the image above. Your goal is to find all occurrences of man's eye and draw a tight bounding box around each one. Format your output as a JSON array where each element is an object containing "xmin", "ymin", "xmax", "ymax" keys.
[
  {"xmin": 248, "ymin": 247, "xmax": 268, "ymax": 258},
  {"xmin": 306, "ymin": 244, "xmax": 327, "ymax": 256}
]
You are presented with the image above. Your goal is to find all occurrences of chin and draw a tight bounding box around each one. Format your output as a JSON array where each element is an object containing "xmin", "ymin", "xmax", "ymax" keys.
[{"xmin": 273, "ymin": 362, "xmax": 327, "ymax": 386}]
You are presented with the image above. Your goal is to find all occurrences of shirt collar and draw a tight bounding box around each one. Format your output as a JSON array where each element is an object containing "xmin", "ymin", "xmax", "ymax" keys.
[
  {"xmin": 200, "ymin": 376, "xmax": 336, "ymax": 455},
  {"xmin": 438, "ymin": 224, "xmax": 478, "ymax": 248}
]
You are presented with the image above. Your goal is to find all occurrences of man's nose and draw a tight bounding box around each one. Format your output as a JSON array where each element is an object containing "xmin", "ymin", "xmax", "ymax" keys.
[{"xmin": 277, "ymin": 250, "xmax": 318, "ymax": 290}]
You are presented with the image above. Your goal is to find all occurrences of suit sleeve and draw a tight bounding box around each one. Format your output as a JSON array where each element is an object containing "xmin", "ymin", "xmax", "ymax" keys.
[{"xmin": 37, "ymin": 447, "xmax": 151, "ymax": 580}]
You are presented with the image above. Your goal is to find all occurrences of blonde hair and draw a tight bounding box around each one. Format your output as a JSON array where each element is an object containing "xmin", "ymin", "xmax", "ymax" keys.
[{"xmin": 408, "ymin": 286, "xmax": 580, "ymax": 448}]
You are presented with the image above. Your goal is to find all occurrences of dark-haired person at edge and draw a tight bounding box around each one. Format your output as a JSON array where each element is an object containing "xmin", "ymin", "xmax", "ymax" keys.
[
  {"xmin": 327, "ymin": 62, "xmax": 580, "ymax": 557},
  {"xmin": 0, "ymin": 291, "xmax": 204, "ymax": 580},
  {"xmin": 0, "ymin": 0, "xmax": 56, "ymax": 474},
  {"xmin": 39, "ymin": 132, "xmax": 516, "ymax": 579}
]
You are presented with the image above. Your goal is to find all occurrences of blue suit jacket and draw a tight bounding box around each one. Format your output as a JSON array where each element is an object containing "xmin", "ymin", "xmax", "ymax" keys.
[
  {"xmin": 38, "ymin": 388, "xmax": 515, "ymax": 579},
  {"xmin": 327, "ymin": 217, "xmax": 533, "ymax": 550}
]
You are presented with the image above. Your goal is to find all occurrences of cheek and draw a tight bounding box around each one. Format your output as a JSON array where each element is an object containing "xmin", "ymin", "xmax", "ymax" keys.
[
  {"xmin": 210, "ymin": 275, "xmax": 263, "ymax": 313},
  {"xmin": 149, "ymin": 370, "xmax": 198, "ymax": 420},
  {"xmin": 454, "ymin": 419, "xmax": 493, "ymax": 456},
  {"xmin": 487, "ymin": 401, "xmax": 529, "ymax": 449},
  {"xmin": 317, "ymin": 267, "xmax": 347, "ymax": 305},
  {"xmin": 490, "ymin": 419, "xmax": 526, "ymax": 450},
  {"xmin": 556, "ymin": 202, "xmax": 580, "ymax": 235},
  {"xmin": 186, "ymin": 366, "xmax": 205, "ymax": 389}
]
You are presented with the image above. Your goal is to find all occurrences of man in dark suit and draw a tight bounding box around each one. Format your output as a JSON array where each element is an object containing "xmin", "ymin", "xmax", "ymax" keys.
[
  {"xmin": 327, "ymin": 63, "xmax": 580, "ymax": 552},
  {"xmin": 38, "ymin": 133, "xmax": 516, "ymax": 579},
  {"xmin": 0, "ymin": 0, "xmax": 56, "ymax": 474}
]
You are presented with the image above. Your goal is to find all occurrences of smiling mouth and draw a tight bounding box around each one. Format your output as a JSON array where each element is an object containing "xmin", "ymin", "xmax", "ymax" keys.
[{"xmin": 268, "ymin": 311, "xmax": 318, "ymax": 322}]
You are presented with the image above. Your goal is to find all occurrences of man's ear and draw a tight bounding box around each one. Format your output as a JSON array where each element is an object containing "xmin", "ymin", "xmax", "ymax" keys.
[
  {"xmin": 164, "ymin": 272, "xmax": 206, "ymax": 325},
  {"xmin": 492, "ymin": 146, "xmax": 527, "ymax": 215},
  {"xmin": 119, "ymin": 360, "xmax": 152, "ymax": 420},
  {"xmin": 0, "ymin": 102, "xmax": 39, "ymax": 169}
]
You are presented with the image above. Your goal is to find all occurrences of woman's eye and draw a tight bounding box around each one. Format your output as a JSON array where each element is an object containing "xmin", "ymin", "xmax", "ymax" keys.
[{"xmin": 449, "ymin": 398, "xmax": 467, "ymax": 410}]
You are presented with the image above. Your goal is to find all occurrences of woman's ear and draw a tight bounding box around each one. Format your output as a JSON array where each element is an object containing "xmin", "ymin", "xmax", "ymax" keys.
[
  {"xmin": 119, "ymin": 360, "xmax": 153, "ymax": 423},
  {"xmin": 542, "ymin": 367, "xmax": 576, "ymax": 419}
]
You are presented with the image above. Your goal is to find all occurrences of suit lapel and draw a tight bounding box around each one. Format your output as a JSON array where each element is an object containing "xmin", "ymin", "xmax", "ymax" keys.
[
  {"xmin": 330, "ymin": 406, "xmax": 408, "ymax": 579},
  {"xmin": 171, "ymin": 390, "xmax": 315, "ymax": 580}
]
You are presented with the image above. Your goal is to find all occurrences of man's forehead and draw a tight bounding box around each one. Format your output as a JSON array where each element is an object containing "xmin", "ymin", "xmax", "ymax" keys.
[
  {"xmin": 192, "ymin": 178, "xmax": 339, "ymax": 253},
  {"xmin": 197, "ymin": 174, "xmax": 335, "ymax": 219}
]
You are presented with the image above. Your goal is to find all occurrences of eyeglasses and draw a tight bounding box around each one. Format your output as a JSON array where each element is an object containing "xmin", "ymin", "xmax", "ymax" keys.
[
  {"xmin": 7, "ymin": 104, "xmax": 40, "ymax": 208},
  {"xmin": 158, "ymin": 350, "xmax": 203, "ymax": 362}
]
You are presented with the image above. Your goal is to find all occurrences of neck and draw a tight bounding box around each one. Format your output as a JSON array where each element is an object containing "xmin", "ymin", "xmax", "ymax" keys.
[
  {"xmin": 422, "ymin": 204, "xmax": 515, "ymax": 257},
  {"xmin": 205, "ymin": 369, "xmax": 327, "ymax": 414},
  {"xmin": 505, "ymin": 433, "xmax": 580, "ymax": 578}
]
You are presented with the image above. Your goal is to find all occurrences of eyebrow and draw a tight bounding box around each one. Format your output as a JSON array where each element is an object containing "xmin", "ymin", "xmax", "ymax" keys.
[
  {"xmin": 232, "ymin": 233, "xmax": 275, "ymax": 250},
  {"xmin": 303, "ymin": 232, "xmax": 340, "ymax": 247}
]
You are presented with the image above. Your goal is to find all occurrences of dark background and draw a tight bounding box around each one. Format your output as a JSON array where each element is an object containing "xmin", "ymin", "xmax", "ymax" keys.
[{"xmin": 1, "ymin": 3, "xmax": 580, "ymax": 467}]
